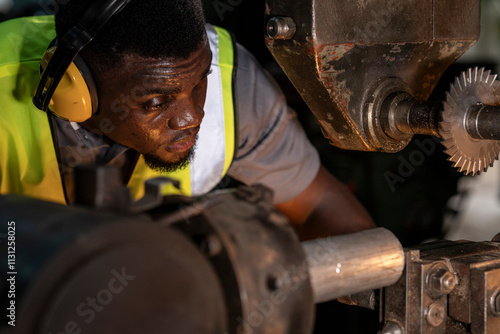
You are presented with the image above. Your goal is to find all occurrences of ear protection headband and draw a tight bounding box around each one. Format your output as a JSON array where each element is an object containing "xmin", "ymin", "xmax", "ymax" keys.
[{"xmin": 33, "ymin": 0, "xmax": 132, "ymax": 122}]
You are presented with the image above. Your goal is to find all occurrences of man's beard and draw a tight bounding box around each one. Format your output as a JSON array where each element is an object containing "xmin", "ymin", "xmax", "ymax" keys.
[{"xmin": 143, "ymin": 144, "xmax": 196, "ymax": 174}]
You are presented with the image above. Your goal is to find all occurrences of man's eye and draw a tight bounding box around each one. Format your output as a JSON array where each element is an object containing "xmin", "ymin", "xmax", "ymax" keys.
[
  {"xmin": 149, "ymin": 103, "xmax": 164, "ymax": 110},
  {"xmin": 143, "ymin": 98, "xmax": 170, "ymax": 111}
]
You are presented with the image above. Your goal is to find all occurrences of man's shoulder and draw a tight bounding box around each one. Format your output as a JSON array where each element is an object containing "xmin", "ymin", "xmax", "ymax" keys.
[
  {"xmin": 0, "ymin": 15, "xmax": 55, "ymax": 65},
  {"xmin": 0, "ymin": 15, "xmax": 55, "ymax": 38}
]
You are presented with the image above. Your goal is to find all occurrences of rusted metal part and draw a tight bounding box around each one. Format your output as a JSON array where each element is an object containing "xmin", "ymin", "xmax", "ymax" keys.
[
  {"xmin": 381, "ymin": 239, "xmax": 500, "ymax": 333},
  {"xmin": 265, "ymin": 0, "xmax": 479, "ymax": 152},
  {"xmin": 0, "ymin": 195, "xmax": 228, "ymax": 334},
  {"xmin": 337, "ymin": 289, "xmax": 379, "ymax": 310},
  {"xmin": 0, "ymin": 186, "xmax": 315, "ymax": 334},
  {"xmin": 170, "ymin": 185, "xmax": 315, "ymax": 334}
]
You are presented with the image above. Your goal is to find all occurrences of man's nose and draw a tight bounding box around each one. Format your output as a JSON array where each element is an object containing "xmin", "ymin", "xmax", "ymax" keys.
[{"xmin": 168, "ymin": 100, "xmax": 204, "ymax": 130}]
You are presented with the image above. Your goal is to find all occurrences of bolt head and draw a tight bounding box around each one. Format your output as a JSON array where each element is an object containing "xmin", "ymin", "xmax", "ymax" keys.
[
  {"xmin": 201, "ymin": 234, "xmax": 222, "ymax": 257},
  {"xmin": 440, "ymin": 271, "xmax": 456, "ymax": 293},
  {"xmin": 380, "ymin": 321, "xmax": 402, "ymax": 334},
  {"xmin": 490, "ymin": 289, "xmax": 500, "ymax": 317},
  {"xmin": 426, "ymin": 302, "xmax": 445, "ymax": 327},
  {"xmin": 427, "ymin": 266, "xmax": 456, "ymax": 297},
  {"xmin": 266, "ymin": 17, "xmax": 296, "ymax": 40}
]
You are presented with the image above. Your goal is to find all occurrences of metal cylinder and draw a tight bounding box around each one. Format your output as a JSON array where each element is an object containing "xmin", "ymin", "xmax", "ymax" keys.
[
  {"xmin": 302, "ymin": 228, "xmax": 404, "ymax": 303},
  {"xmin": 385, "ymin": 93, "xmax": 442, "ymax": 139},
  {"xmin": 466, "ymin": 104, "xmax": 500, "ymax": 140},
  {"xmin": 266, "ymin": 17, "xmax": 296, "ymax": 40}
]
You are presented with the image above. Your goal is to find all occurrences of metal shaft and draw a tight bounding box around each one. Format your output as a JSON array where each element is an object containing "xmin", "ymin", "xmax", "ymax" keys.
[
  {"xmin": 383, "ymin": 92, "xmax": 443, "ymax": 139},
  {"xmin": 391, "ymin": 99, "xmax": 443, "ymax": 138},
  {"xmin": 302, "ymin": 228, "xmax": 404, "ymax": 304},
  {"xmin": 466, "ymin": 104, "xmax": 500, "ymax": 140},
  {"xmin": 386, "ymin": 94, "xmax": 500, "ymax": 141}
]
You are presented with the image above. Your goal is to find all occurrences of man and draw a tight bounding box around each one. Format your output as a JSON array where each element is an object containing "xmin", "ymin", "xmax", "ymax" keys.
[{"xmin": 0, "ymin": 0, "xmax": 374, "ymax": 240}]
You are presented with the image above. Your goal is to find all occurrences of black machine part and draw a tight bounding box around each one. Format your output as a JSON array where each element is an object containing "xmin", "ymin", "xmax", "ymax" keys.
[
  {"xmin": 0, "ymin": 195, "xmax": 227, "ymax": 334},
  {"xmin": 1, "ymin": 171, "xmax": 498, "ymax": 333},
  {"xmin": 0, "ymin": 186, "xmax": 315, "ymax": 334},
  {"xmin": 0, "ymin": 180, "xmax": 406, "ymax": 334}
]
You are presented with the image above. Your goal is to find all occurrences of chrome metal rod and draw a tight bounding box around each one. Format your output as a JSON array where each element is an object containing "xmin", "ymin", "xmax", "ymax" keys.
[
  {"xmin": 466, "ymin": 104, "xmax": 500, "ymax": 140},
  {"xmin": 302, "ymin": 228, "xmax": 404, "ymax": 304}
]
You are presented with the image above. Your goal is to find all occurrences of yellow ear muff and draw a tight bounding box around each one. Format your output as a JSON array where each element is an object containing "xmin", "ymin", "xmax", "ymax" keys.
[{"xmin": 40, "ymin": 46, "xmax": 97, "ymax": 123}]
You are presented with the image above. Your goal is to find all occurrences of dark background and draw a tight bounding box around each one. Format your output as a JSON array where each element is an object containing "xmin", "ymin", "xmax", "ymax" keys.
[{"xmin": 2, "ymin": 0, "xmax": 499, "ymax": 332}]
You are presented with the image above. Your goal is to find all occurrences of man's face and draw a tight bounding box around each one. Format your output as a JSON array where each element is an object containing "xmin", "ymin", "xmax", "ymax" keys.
[{"xmin": 85, "ymin": 41, "xmax": 212, "ymax": 172}]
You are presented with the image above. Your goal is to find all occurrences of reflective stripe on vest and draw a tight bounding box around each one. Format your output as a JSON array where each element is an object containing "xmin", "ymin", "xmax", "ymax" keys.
[{"xmin": 127, "ymin": 25, "xmax": 236, "ymax": 198}]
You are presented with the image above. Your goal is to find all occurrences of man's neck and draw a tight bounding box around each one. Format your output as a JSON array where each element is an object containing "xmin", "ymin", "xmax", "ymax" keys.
[{"xmin": 80, "ymin": 117, "xmax": 115, "ymax": 145}]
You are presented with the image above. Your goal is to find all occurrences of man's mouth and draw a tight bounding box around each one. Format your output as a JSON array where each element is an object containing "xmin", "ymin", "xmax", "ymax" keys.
[{"xmin": 165, "ymin": 128, "xmax": 199, "ymax": 152}]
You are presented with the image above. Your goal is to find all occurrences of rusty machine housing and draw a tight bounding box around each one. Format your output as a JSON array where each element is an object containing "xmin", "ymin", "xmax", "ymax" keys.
[
  {"xmin": 263, "ymin": 0, "xmax": 500, "ymax": 333},
  {"xmin": 265, "ymin": 0, "xmax": 480, "ymax": 152}
]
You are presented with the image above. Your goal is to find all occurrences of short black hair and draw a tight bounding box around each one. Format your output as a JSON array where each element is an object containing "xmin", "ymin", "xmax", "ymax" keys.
[{"xmin": 55, "ymin": 0, "xmax": 207, "ymax": 72}]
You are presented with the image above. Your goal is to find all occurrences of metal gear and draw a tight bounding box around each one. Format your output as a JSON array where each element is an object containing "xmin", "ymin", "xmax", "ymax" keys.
[{"xmin": 440, "ymin": 67, "xmax": 500, "ymax": 176}]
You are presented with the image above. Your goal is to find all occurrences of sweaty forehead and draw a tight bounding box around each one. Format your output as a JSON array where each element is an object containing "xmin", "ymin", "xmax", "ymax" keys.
[
  {"xmin": 101, "ymin": 42, "xmax": 212, "ymax": 88},
  {"xmin": 96, "ymin": 42, "xmax": 212, "ymax": 98}
]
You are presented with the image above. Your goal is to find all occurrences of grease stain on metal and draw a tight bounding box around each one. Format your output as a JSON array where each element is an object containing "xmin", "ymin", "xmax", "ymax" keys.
[{"xmin": 315, "ymin": 44, "xmax": 354, "ymax": 110}]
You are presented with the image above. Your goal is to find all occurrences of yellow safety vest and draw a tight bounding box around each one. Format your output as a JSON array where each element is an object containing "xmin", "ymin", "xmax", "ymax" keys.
[{"xmin": 0, "ymin": 16, "xmax": 236, "ymax": 204}]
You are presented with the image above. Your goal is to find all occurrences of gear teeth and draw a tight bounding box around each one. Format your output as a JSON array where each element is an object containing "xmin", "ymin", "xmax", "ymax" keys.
[
  {"xmin": 440, "ymin": 67, "xmax": 500, "ymax": 176},
  {"xmin": 464, "ymin": 161, "xmax": 473, "ymax": 175},
  {"xmin": 462, "ymin": 71, "xmax": 469, "ymax": 87},
  {"xmin": 445, "ymin": 146, "xmax": 458, "ymax": 157},
  {"xmin": 448, "ymin": 152, "xmax": 460, "ymax": 162},
  {"xmin": 445, "ymin": 99, "xmax": 458, "ymax": 112},
  {"xmin": 489, "ymin": 150, "xmax": 496, "ymax": 166},
  {"xmin": 453, "ymin": 155, "xmax": 464, "ymax": 166},
  {"xmin": 468, "ymin": 68, "xmax": 474, "ymax": 84},
  {"xmin": 440, "ymin": 122, "xmax": 453, "ymax": 134},
  {"xmin": 442, "ymin": 139, "xmax": 455, "ymax": 149},
  {"xmin": 471, "ymin": 160, "xmax": 477, "ymax": 176},
  {"xmin": 472, "ymin": 67, "xmax": 478, "ymax": 83},
  {"xmin": 487, "ymin": 72, "xmax": 497, "ymax": 85},
  {"xmin": 478, "ymin": 67, "xmax": 484, "ymax": 79},
  {"xmin": 466, "ymin": 160, "xmax": 473, "ymax": 175},
  {"xmin": 489, "ymin": 152, "xmax": 495, "ymax": 167},
  {"xmin": 456, "ymin": 76, "xmax": 464, "ymax": 91},
  {"xmin": 458, "ymin": 160, "xmax": 468, "ymax": 173},
  {"xmin": 448, "ymin": 87, "xmax": 459, "ymax": 103},
  {"xmin": 495, "ymin": 142, "xmax": 500, "ymax": 154}
]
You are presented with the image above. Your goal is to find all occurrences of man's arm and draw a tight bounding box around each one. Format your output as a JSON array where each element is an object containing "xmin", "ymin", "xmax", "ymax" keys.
[
  {"xmin": 276, "ymin": 165, "xmax": 376, "ymax": 241},
  {"xmin": 230, "ymin": 43, "xmax": 374, "ymax": 239}
]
